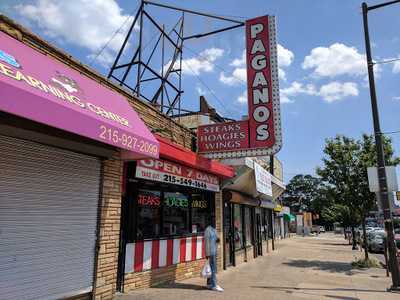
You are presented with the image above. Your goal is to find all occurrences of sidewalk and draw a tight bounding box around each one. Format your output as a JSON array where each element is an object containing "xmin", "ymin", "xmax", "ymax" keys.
[{"xmin": 116, "ymin": 233, "xmax": 399, "ymax": 300}]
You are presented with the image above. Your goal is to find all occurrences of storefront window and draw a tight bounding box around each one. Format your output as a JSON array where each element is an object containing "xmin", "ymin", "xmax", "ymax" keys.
[
  {"xmin": 233, "ymin": 204, "xmax": 243, "ymax": 250},
  {"xmin": 191, "ymin": 193, "xmax": 210, "ymax": 233},
  {"xmin": 127, "ymin": 170, "xmax": 216, "ymax": 241},
  {"xmin": 262, "ymin": 209, "xmax": 269, "ymax": 241},
  {"xmin": 244, "ymin": 207, "xmax": 252, "ymax": 247},
  {"xmin": 163, "ymin": 192, "xmax": 189, "ymax": 236},
  {"xmin": 268, "ymin": 210, "xmax": 273, "ymax": 239},
  {"xmin": 136, "ymin": 189, "xmax": 161, "ymax": 239}
]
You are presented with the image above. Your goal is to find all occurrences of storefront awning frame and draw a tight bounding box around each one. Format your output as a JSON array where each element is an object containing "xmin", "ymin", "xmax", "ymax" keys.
[{"xmin": 221, "ymin": 157, "xmax": 286, "ymax": 201}]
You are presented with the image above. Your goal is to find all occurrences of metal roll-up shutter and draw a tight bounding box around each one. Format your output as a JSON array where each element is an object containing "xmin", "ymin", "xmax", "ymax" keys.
[{"xmin": 0, "ymin": 135, "xmax": 101, "ymax": 300}]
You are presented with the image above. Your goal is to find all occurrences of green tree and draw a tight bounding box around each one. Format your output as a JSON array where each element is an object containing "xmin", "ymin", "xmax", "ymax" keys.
[
  {"xmin": 282, "ymin": 174, "xmax": 324, "ymax": 213},
  {"xmin": 317, "ymin": 134, "xmax": 399, "ymax": 259}
]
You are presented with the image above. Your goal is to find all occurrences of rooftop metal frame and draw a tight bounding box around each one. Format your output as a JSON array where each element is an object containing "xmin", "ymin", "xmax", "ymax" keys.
[{"xmin": 108, "ymin": 0, "xmax": 244, "ymax": 117}]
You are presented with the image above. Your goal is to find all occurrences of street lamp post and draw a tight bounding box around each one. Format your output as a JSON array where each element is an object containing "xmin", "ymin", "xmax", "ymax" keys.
[{"xmin": 362, "ymin": 1, "xmax": 400, "ymax": 290}]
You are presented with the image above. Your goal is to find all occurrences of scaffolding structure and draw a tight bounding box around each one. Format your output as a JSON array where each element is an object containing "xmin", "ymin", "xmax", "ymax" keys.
[{"xmin": 108, "ymin": 0, "xmax": 244, "ymax": 116}]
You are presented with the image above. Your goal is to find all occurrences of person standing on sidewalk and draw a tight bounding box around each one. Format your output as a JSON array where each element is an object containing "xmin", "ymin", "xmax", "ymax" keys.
[{"xmin": 204, "ymin": 216, "xmax": 224, "ymax": 292}]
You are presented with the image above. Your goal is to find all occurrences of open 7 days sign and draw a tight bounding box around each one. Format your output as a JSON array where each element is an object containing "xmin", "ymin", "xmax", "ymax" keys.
[{"xmin": 197, "ymin": 16, "xmax": 282, "ymax": 159}]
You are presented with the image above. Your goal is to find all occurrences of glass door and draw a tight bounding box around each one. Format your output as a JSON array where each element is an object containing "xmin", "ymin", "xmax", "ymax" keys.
[
  {"xmin": 254, "ymin": 209, "xmax": 263, "ymax": 257},
  {"xmin": 223, "ymin": 202, "xmax": 234, "ymax": 268}
]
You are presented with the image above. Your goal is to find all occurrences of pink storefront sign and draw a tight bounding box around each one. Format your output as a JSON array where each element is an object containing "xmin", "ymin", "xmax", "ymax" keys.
[{"xmin": 0, "ymin": 31, "xmax": 159, "ymax": 159}]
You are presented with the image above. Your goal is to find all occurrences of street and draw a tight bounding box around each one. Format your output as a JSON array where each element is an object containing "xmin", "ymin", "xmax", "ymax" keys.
[{"xmin": 116, "ymin": 233, "xmax": 399, "ymax": 300}]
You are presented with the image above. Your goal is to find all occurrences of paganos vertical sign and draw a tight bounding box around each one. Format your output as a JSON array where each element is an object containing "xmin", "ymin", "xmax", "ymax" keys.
[{"xmin": 198, "ymin": 15, "xmax": 282, "ymax": 159}]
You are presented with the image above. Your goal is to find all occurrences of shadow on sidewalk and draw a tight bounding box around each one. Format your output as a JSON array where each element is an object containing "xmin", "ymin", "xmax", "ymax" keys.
[
  {"xmin": 323, "ymin": 243, "xmax": 351, "ymax": 246},
  {"xmin": 282, "ymin": 259, "xmax": 353, "ymax": 274},
  {"xmin": 251, "ymin": 285, "xmax": 387, "ymax": 294},
  {"xmin": 154, "ymin": 282, "xmax": 207, "ymax": 291}
]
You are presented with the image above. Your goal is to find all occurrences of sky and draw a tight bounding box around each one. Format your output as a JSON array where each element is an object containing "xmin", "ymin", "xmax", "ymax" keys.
[{"xmin": 1, "ymin": 0, "xmax": 400, "ymax": 183}]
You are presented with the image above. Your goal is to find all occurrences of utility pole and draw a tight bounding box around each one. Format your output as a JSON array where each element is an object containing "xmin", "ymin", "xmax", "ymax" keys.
[{"xmin": 362, "ymin": 1, "xmax": 400, "ymax": 290}]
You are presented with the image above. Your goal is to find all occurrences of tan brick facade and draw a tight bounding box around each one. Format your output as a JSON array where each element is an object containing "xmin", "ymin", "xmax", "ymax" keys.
[
  {"xmin": 124, "ymin": 259, "xmax": 207, "ymax": 291},
  {"xmin": 93, "ymin": 154, "xmax": 123, "ymax": 300}
]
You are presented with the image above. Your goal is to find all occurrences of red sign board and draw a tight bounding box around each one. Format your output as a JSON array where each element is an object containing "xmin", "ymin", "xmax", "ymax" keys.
[
  {"xmin": 197, "ymin": 16, "xmax": 282, "ymax": 159},
  {"xmin": 135, "ymin": 158, "xmax": 220, "ymax": 192},
  {"xmin": 246, "ymin": 16, "xmax": 275, "ymax": 148},
  {"xmin": 197, "ymin": 120, "xmax": 249, "ymax": 153}
]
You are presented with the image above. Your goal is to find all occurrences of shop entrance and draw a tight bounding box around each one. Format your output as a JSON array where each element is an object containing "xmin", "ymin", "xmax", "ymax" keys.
[
  {"xmin": 254, "ymin": 209, "xmax": 263, "ymax": 257},
  {"xmin": 0, "ymin": 135, "xmax": 101, "ymax": 299},
  {"xmin": 223, "ymin": 202, "xmax": 234, "ymax": 268}
]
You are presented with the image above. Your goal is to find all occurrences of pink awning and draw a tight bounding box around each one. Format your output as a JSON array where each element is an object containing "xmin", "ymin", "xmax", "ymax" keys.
[{"xmin": 0, "ymin": 31, "xmax": 159, "ymax": 159}]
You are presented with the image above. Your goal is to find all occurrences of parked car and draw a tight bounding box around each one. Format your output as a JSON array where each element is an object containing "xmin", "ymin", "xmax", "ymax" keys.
[
  {"xmin": 367, "ymin": 230, "xmax": 386, "ymax": 253},
  {"xmin": 319, "ymin": 226, "xmax": 325, "ymax": 233},
  {"xmin": 394, "ymin": 228, "xmax": 400, "ymax": 250},
  {"xmin": 311, "ymin": 225, "xmax": 320, "ymax": 234}
]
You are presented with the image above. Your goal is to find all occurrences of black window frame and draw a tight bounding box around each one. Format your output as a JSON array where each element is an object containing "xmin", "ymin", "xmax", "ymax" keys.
[
  {"xmin": 125, "ymin": 172, "xmax": 215, "ymax": 243},
  {"xmin": 233, "ymin": 203, "xmax": 244, "ymax": 251}
]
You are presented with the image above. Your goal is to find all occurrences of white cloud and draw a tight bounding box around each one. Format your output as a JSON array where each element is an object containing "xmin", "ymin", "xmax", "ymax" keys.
[
  {"xmin": 220, "ymin": 44, "xmax": 294, "ymax": 85},
  {"xmin": 237, "ymin": 91, "xmax": 247, "ymax": 104},
  {"xmin": 280, "ymin": 81, "xmax": 358, "ymax": 103},
  {"xmin": 195, "ymin": 85, "xmax": 207, "ymax": 96},
  {"xmin": 280, "ymin": 81, "xmax": 317, "ymax": 103},
  {"xmin": 280, "ymin": 94, "xmax": 293, "ymax": 104},
  {"xmin": 230, "ymin": 51, "xmax": 245, "ymax": 67},
  {"xmin": 319, "ymin": 82, "xmax": 359, "ymax": 102},
  {"xmin": 393, "ymin": 60, "xmax": 400, "ymax": 73},
  {"xmin": 392, "ymin": 96, "xmax": 400, "ymax": 101},
  {"xmin": 302, "ymin": 43, "xmax": 367, "ymax": 78},
  {"xmin": 219, "ymin": 68, "xmax": 246, "ymax": 86},
  {"xmin": 16, "ymin": 0, "xmax": 136, "ymax": 66},
  {"xmin": 277, "ymin": 44, "xmax": 294, "ymax": 80},
  {"xmin": 166, "ymin": 48, "xmax": 224, "ymax": 76}
]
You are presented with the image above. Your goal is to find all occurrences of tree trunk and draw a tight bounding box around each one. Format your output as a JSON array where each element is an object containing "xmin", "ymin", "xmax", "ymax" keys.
[
  {"xmin": 351, "ymin": 226, "xmax": 357, "ymax": 250},
  {"xmin": 362, "ymin": 218, "xmax": 369, "ymax": 260}
]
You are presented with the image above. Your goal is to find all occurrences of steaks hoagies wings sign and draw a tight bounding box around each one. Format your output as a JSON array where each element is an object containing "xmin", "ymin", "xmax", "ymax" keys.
[{"xmin": 198, "ymin": 16, "xmax": 282, "ymax": 158}]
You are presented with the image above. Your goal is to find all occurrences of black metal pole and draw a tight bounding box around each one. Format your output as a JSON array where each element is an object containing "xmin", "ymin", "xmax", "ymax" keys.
[
  {"xmin": 143, "ymin": 0, "xmax": 244, "ymax": 24},
  {"xmin": 368, "ymin": 0, "xmax": 400, "ymax": 10},
  {"xmin": 161, "ymin": 24, "xmax": 165, "ymax": 114},
  {"xmin": 137, "ymin": 1, "xmax": 144, "ymax": 97},
  {"xmin": 362, "ymin": 2, "xmax": 400, "ymax": 289}
]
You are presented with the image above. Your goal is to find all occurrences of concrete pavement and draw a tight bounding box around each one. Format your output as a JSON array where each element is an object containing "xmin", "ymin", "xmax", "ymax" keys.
[{"xmin": 116, "ymin": 233, "xmax": 400, "ymax": 300}]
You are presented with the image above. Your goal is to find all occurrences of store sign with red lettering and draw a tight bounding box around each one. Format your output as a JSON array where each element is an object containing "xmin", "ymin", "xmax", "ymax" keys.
[
  {"xmin": 137, "ymin": 193, "xmax": 161, "ymax": 207},
  {"xmin": 135, "ymin": 159, "xmax": 220, "ymax": 192},
  {"xmin": 198, "ymin": 120, "xmax": 248, "ymax": 153},
  {"xmin": 197, "ymin": 15, "xmax": 282, "ymax": 159}
]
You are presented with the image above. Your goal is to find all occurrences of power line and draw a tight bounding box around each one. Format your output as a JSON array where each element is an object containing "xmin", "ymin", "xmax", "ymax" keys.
[
  {"xmin": 88, "ymin": 2, "xmax": 142, "ymax": 67},
  {"xmin": 379, "ymin": 129, "xmax": 400, "ymax": 135},
  {"xmin": 373, "ymin": 57, "xmax": 400, "ymax": 65},
  {"xmin": 183, "ymin": 44, "xmax": 247, "ymax": 85},
  {"xmin": 88, "ymin": 16, "xmax": 134, "ymax": 66},
  {"xmin": 181, "ymin": 59, "xmax": 242, "ymax": 117}
]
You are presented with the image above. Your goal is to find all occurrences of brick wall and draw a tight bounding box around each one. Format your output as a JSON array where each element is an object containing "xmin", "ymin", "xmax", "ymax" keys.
[
  {"xmin": 124, "ymin": 259, "xmax": 207, "ymax": 291},
  {"xmin": 246, "ymin": 246, "xmax": 255, "ymax": 262},
  {"xmin": 262, "ymin": 240, "xmax": 270, "ymax": 255},
  {"xmin": 93, "ymin": 154, "xmax": 123, "ymax": 300},
  {"xmin": 215, "ymin": 191, "xmax": 224, "ymax": 270},
  {"xmin": 235, "ymin": 249, "xmax": 246, "ymax": 265}
]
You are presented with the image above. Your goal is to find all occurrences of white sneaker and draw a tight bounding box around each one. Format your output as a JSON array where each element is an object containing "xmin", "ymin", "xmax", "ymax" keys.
[{"xmin": 211, "ymin": 285, "xmax": 224, "ymax": 292}]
